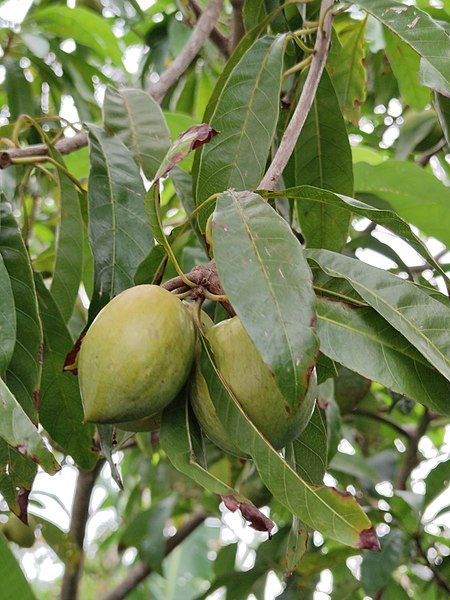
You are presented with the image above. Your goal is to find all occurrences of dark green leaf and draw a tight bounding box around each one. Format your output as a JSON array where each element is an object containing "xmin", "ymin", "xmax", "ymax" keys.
[
  {"xmin": 49, "ymin": 150, "xmax": 83, "ymax": 322},
  {"xmin": 0, "ymin": 532, "xmax": 36, "ymax": 600},
  {"xmin": 384, "ymin": 29, "xmax": 430, "ymax": 111},
  {"xmin": 435, "ymin": 91, "xmax": 450, "ymax": 146},
  {"xmin": 4, "ymin": 58, "xmax": 34, "ymax": 121},
  {"xmin": 361, "ymin": 529, "xmax": 404, "ymax": 596},
  {"xmin": 292, "ymin": 404, "xmax": 327, "ymax": 485},
  {"xmin": 284, "ymin": 70, "xmax": 352, "ymax": 251},
  {"xmin": 87, "ymin": 124, "xmax": 153, "ymax": 299},
  {"xmin": 213, "ymin": 190, "xmax": 318, "ymax": 408},
  {"xmin": 194, "ymin": 35, "xmax": 286, "ymax": 223},
  {"xmin": 268, "ymin": 185, "xmax": 445, "ymax": 275},
  {"xmin": 356, "ymin": 0, "xmax": 450, "ymax": 91},
  {"xmin": 134, "ymin": 245, "xmax": 167, "ymax": 286},
  {"xmin": 0, "ymin": 254, "xmax": 15, "ymax": 377},
  {"xmin": 0, "ymin": 378, "xmax": 59, "ymax": 474},
  {"xmin": 103, "ymin": 86, "xmax": 170, "ymax": 181},
  {"xmin": 327, "ymin": 17, "xmax": 367, "ymax": 124},
  {"xmin": 308, "ymin": 250, "xmax": 450, "ymax": 383},
  {"xmin": 424, "ymin": 459, "xmax": 449, "ymax": 507},
  {"xmin": 34, "ymin": 275, "xmax": 97, "ymax": 471},
  {"xmin": 314, "ymin": 298, "xmax": 450, "ymax": 414},
  {"xmin": 198, "ymin": 335, "xmax": 378, "ymax": 550},
  {"xmin": 354, "ymin": 160, "xmax": 450, "ymax": 247},
  {"xmin": 0, "ymin": 202, "xmax": 42, "ymax": 422}
]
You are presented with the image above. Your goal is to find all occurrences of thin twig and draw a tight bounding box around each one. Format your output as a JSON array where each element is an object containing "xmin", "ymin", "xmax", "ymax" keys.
[
  {"xmin": 230, "ymin": 0, "xmax": 246, "ymax": 53},
  {"xmin": 188, "ymin": 0, "xmax": 230, "ymax": 57},
  {"xmin": 103, "ymin": 509, "xmax": 208, "ymax": 600},
  {"xmin": 0, "ymin": 0, "xmax": 225, "ymax": 169},
  {"xmin": 396, "ymin": 409, "xmax": 431, "ymax": 491},
  {"xmin": 413, "ymin": 533, "xmax": 450, "ymax": 594},
  {"xmin": 345, "ymin": 409, "xmax": 412, "ymax": 441},
  {"xmin": 61, "ymin": 461, "xmax": 104, "ymax": 600},
  {"xmin": 259, "ymin": 0, "xmax": 334, "ymax": 191}
]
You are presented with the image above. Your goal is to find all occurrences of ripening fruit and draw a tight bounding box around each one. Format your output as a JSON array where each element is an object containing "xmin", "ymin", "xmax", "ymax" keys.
[
  {"xmin": 334, "ymin": 366, "xmax": 371, "ymax": 414},
  {"xmin": 191, "ymin": 316, "xmax": 315, "ymax": 451},
  {"xmin": 79, "ymin": 285, "xmax": 196, "ymax": 424},
  {"xmin": 0, "ymin": 515, "xmax": 35, "ymax": 548}
]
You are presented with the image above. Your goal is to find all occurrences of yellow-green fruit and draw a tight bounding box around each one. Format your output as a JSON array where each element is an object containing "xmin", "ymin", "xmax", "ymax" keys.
[
  {"xmin": 1, "ymin": 515, "xmax": 35, "ymax": 548},
  {"xmin": 116, "ymin": 413, "xmax": 162, "ymax": 432},
  {"xmin": 205, "ymin": 214, "xmax": 213, "ymax": 255},
  {"xmin": 79, "ymin": 285, "xmax": 196, "ymax": 424},
  {"xmin": 191, "ymin": 317, "xmax": 315, "ymax": 451},
  {"xmin": 334, "ymin": 366, "xmax": 371, "ymax": 414}
]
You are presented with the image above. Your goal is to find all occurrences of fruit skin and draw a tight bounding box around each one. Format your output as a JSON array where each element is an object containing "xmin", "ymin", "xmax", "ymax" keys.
[
  {"xmin": 191, "ymin": 317, "xmax": 315, "ymax": 451},
  {"xmin": 0, "ymin": 515, "xmax": 35, "ymax": 548},
  {"xmin": 334, "ymin": 366, "xmax": 371, "ymax": 414},
  {"xmin": 79, "ymin": 285, "xmax": 196, "ymax": 424}
]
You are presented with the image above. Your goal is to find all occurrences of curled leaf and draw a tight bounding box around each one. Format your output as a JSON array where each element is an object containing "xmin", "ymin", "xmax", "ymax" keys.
[{"xmin": 221, "ymin": 495, "xmax": 275, "ymax": 538}]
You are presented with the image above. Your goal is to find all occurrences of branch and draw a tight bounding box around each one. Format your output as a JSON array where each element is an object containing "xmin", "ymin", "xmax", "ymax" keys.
[
  {"xmin": 0, "ymin": 0, "xmax": 225, "ymax": 170},
  {"xmin": 259, "ymin": 0, "xmax": 334, "ymax": 191},
  {"xmin": 345, "ymin": 409, "xmax": 413, "ymax": 441},
  {"xmin": 103, "ymin": 509, "xmax": 208, "ymax": 600},
  {"xmin": 414, "ymin": 533, "xmax": 450, "ymax": 594},
  {"xmin": 230, "ymin": 0, "xmax": 246, "ymax": 52},
  {"xmin": 396, "ymin": 409, "xmax": 431, "ymax": 491},
  {"xmin": 188, "ymin": 0, "xmax": 230, "ymax": 58},
  {"xmin": 61, "ymin": 461, "xmax": 104, "ymax": 600}
]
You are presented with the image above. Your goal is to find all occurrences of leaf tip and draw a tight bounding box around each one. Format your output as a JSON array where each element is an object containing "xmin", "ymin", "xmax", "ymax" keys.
[{"xmin": 358, "ymin": 527, "xmax": 380, "ymax": 551}]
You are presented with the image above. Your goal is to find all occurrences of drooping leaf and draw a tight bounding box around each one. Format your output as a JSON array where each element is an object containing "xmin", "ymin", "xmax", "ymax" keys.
[
  {"xmin": 0, "ymin": 440, "xmax": 36, "ymax": 520},
  {"xmin": 31, "ymin": 6, "xmax": 123, "ymax": 66},
  {"xmin": 354, "ymin": 160, "xmax": 450, "ymax": 246},
  {"xmin": 97, "ymin": 425, "xmax": 123, "ymax": 490},
  {"xmin": 384, "ymin": 29, "xmax": 430, "ymax": 111},
  {"xmin": 198, "ymin": 334, "xmax": 379, "ymax": 550},
  {"xmin": 103, "ymin": 86, "xmax": 171, "ymax": 181},
  {"xmin": 0, "ymin": 254, "xmax": 15, "ymax": 377},
  {"xmin": 284, "ymin": 70, "xmax": 352, "ymax": 251},
  {"xmin": 0, "ymin": 378, "xmax": 59, "ymax": 474},
  {"xmin": 34, "ymin": 275, "xmax": 97, "ymax": 471},
  {"xmin": 194, "ymin": 35, "xmax": 286, "ymax": 224},
  {"xmin": 435, "ymin": 91, "xmax": 450, "ymax": 146},
  {"xmin": 292, "ymin": 404, "xmax": 327, "ymax": 485},
  {"xmin": 314, "ymin": 298, "xmax": 450, "ymax": 414},
  {"xmin": 213, "ymin": 190, "xmax": 319, "ymax": 408},
  {"xmin": 327, "ymin": 17, "xmax": 367, "ymax": 124},
  {"xmin": 49, "ymin": 150, "xmax": 83, "ymax": 323},
  {"xmin": 266, "ymin": 185, "xmax": 445, "ymax": 275},
  {"xmin": 361, "ymin": 529, "xmax": 404, "ymax": 596},
  {"xmin": 356, "ymin": 0, "xmax": 450, "ymax": 92},
  {"xmin": 0, "ymin": 202, "xmax": 42, "ymax": 423},
  {"xmin": 424, "ymin": 459, "xmax": 450, "ymax": 507},
  {"xmin": 86, "ymin": 124, "xmax": 153, "ymax": 299},
  {"xmin": 0, "ymin": 532, "xmax": 36, "ymax": 600},
  {"xmin": 4, "ymin": 58, "xmax": 34, "ymax": 121},
  {"xmin": 308, "ymin": 250, "xmax": 450, "ymax": 384}
]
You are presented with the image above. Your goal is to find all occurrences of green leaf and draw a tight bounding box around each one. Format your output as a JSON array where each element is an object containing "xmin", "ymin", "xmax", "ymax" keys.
[
  {"xmin": 0, "ymin": 202, "xmax": 42, "ymax": 423},
  {"xmin": 120, "ymin": 497, "xmax": 176, "ymax": 574},
  {"xmin": 134, "ymin": 245, "xmax": 167, "ymax": 286},
  {"xmin": 330, "ymin": 452, "xmax": 379, "ymax": 482},
  {"xmin": 194, "ymin": 35, "xmax": 286, "ymax": 223},
  {"xmin": 361, "ymin": 529, "xmax": 404, "ymax": 596},
  {"xmin": 213, "ymin": 190, "xmax": 318, "ymax": 408},
  {"xmin": 31, "ymin": 6, "xmax": 123, "ymax": 66},
  {"xmin": 0, "ymin": 254, "xmax": 15, "ymax": 377},
  {"xmin": 384, "ymin": 29, "xmax": 430, "ymax": 111},
  {"xmin": 0, "ymin": 378, "xmax": 59, "ymax": 474},
  {"xmin": 284, "ymin": 71, "xmax": 352, "ymax": 251},
  {"xmin": 97, "ymin": 424, "xmax": 123, "ymax": 489},
  {"xmin": 0, "ymin": 532, "xmax": 36, "ymax": 600},
  {"xmin": 198, "ymin": 334, "xmax": 378, "ymax": 550},
  {"xmin": 0, "ymin": 440, "xmax": 37, "ymax": 518},
  {"xmin": 356, "ymin": 0, "xmax": 450, "ymax": 91},
  {"xmin": 4, "ymin": 58, "xmax": 34, "ymax": 121},
  {"xmin": 34, "ymin": 275, "xmax": 97, "ymax": 471},
  {"xmin": 160, "ymin": 391, "xmax": 238, "ymax": 497},
  {"xmin": 86, "ymin": 124, "xmax": 153, "ymax": 299},
  {"xmin": 314, "ymin": 298, "xmax": 450, "ymax": 414},
  {"xmin": 424, "ymin": 459, "xmax": 449, "ymax": 507},
  {"xmin": 308, "ymin": 250, "xmax": 450, "ymax": 384},
  {"xmin": 354, "ymin": 160, "xmax": 450, "ymax": 246},
  {"xmin": 103, "ymin": 86, "xmax": 170, "ymax": 181},
  {"xmin": 292, "ymin": 404, "xmax": 327, "ymax": 485},
  {"xmin": 435, "ymin": 91, "xmax": 450, "ymax": 146},
  {"xmin": 327, "ymin": 17, "xmax": 367, "ymax": 124},
  {"xmin": 49, "ymin": 150, "xmax": 83, "ymax": 323},
  {"xmin": 267, "ymin": 185, "xmax": 445, "ymax": 276}
]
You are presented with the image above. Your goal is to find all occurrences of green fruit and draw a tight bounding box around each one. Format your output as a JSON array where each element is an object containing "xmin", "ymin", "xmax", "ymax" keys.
[
  {"xmin": 205, "ymin": 214, "xmax": 213, "ymax": 255},
  {"xmin": 191, "ymin": 317, "xmax": 315, "ymax": 451},
  {"xmin": 79, "ymin": 285, "xmax": 196, "ymax": 424},
  {"xmin": 334, "ymin": 366, "xmax": 371, "ymax": 414},
  {"xmin": 1, "ymin": 515, "xmax": 35, "ymax": 548}
]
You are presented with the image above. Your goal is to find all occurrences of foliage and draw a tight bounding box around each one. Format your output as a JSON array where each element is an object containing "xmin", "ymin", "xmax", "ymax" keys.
[{"xmin": 0, "ymin": 1, "xmax": 449, "ymax": 599}]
